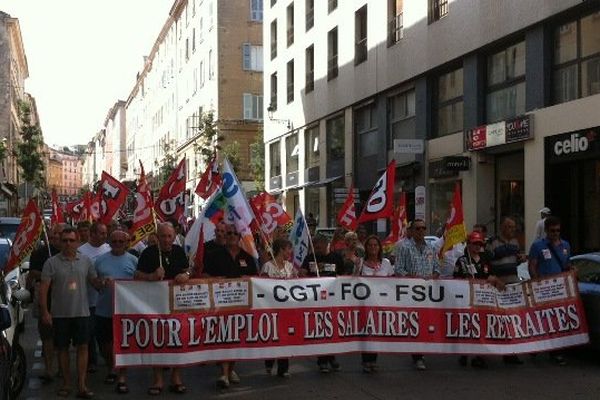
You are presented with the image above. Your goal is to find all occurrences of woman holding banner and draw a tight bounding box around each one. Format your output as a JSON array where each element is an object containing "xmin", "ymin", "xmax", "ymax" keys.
[
  {"xmin": 262, "ymin": 238, "xmax": 295, "ymax": 378},
  {"xmin": 355, "ymin": 235, "xmax": 394, "ymax": 373}
]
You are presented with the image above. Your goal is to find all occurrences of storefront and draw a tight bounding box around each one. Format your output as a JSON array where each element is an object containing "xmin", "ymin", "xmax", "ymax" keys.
[
  {"xmin": 545, "ymin": 128, "xmax": 600, "ymax": 253},
  {"xmin": 428, "ymin": 157, "xmax": 469, "ymax": 236}
]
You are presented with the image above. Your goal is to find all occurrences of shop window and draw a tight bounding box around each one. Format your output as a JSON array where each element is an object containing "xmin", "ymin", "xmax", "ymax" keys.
[
  {"xmin": 355, "ymin": 103, "xmax": 378, "ymax": 157},
  {"xmin": 435, "ymin": 67, "xmax": 464, "ymax": 138},
  {"xmin": 326, "ymin": 115, "xmax": 344, "ymax": 162},
  {"xmin": 269, "ymin": 141, "xmax": 281, "ymax": 177},
  {"xmin": 286, "ymin": 133, "xmax": 299, "ymax": 173},
  {"xmin": 305, "ymin": 125, "xmax": 319, "ymax": 168},
  {"xmin": 486, "ymin": 41, "xmax": 526, "ymax": 123},
  {"xmin": 554, "ymin": 12, "xmax": 600, "ymax": 104},
  {"xmin": 328, "ymin": 27, "xmax": 338, "ymax": 80},
  {"xmin": 305, "ymin": 45, "xmax": 315, "ymax": 93},
  {"xmin": 388, "ymin": 89, "xmax": 416, "ymax": 148},
  {"xmin": 355, "ymin": 6, "xmax": 368, "ymax": 65}
]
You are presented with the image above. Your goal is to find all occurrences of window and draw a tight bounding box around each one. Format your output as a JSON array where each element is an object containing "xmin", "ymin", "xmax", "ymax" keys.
[
  {"xmin": 355, "ymin": 103, "xmax": 378, "ymax": 157},
  {"xmin": 209, "ymin": 49, "xmax": 214, "ymax": 79},
  {"xmin": 251, "ymin": 0, "xmax": 263, "ymax": 21},
  {"xmin": 355, "ymin": 6, "xmax": 368, "ymax": 65},
  {"xmin": 243, "ymin": 94, "xmax": 263, "ymax": 120},
  {"xmin": 328, "ymin": 0, "xmax": 337, "ymax": 13},
  {"xmin": 199, "ymin": 60, "xmax": 205, "ymax": 87},
  {"xmin": 287, "ymin": 3, "xmax": 294, "ymax": 47},
  {"xmin": 199, "ymin": 17, "xmax": 203, "ymax": 42},
  {"xmin": 192, "ymin": 29, "xmax": 196, "ymax": 52},
  {"xmin": 185, "ymin": 38, "xmax": 190, "ymax": 60},
  {"xmin": 388, "ymin": 89, "xmax": 416, "ymax": 147},
  {"xmin": 429, "ymin": 0, "xmax": 448, "ymax": 23},
  {"xmin": 270, "ymin": 141, "xmax": 281, "ymax": 177},
  {"xmin": 328, "ymin": 27, "xmax": 338, "ymax": 80},
  {"xmin": 306, "ymin": 0, "xmax": 314, "ymax": 31},
  {"xmin": 271, "ymin": 20, "xmax": 278, "ymax": 59},
  {"xmin": 435, "ymin": 68, "xmax": 464, "ymax": 137},
  {"xmin": 305, "ymin": 125, "xmax": 319, "ymax": 168},
  {"xmin": 553, "ymin": 12, "xmax": 600, "ymax": 104},
  {"xmin": 287, "ymin": 59, "xmax": 294, "ymax": 103},
  {"xmin": 243, "ymin": 44, "xmax": 263, "ymax": 71},
  {"xmin": 388, "ymin": 0, "xmax": 403, "ymax": 46},
  {"xmin": 271, "ymin": 0, "xmax": 277, "ymax": 6},
  {"xmin": 305, "ymin": 45, "xmax": 314, "ymax": 92},
  {"xmin": 326, "ymin": 115, "xmax": 344, "ymax": 162},
  {"xmin": 286, "ymin": 133, "xmax": 299, "ymax": 173},
  {"xmin": 270, "ymin": 72, "xmax": 278, "ymax": 110},
  {"xmin": 209, "ymin": 1, "xmax": 214, "ymax": 29},
  {"xmin": 486, "ymin": 41, "xmax": 526, "ymax": 122}
]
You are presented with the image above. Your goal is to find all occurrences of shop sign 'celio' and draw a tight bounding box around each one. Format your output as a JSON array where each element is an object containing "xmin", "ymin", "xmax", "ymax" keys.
[
  {"xmin": 546, "ymin": 129, "xmax": 599, "ymax": 163},
  {"xmin": 553, "ymin": 133, "xmax": 590, "ymax": 156}
]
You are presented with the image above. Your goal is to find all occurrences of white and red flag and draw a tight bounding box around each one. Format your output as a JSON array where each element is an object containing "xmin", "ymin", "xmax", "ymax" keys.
[
  {"xmin": 97, "ymin": 171, "xmax": 129, "ymax": 224},
  {"xmin": 357, "ymin": 160, "xmax": 396, "ymax": 224},
  {"xmin": 250, "ymin": 192, "xmax": 292, "ymax": 237},
  {"xmin": 289, "ymin": 209, "xmax": 310, "ymax": 270},
  {"xmin": 155, "ymin": 159, "xmax": 187, "ymax": 223},
  {"xmin": 50, "ymin": 189, "xmax": 64, "ymax": 225},
  {"xmin": 195, "ymin": 157, "xmax": 221, "ymax": 200},
  {"xmin": 440, "ymin": 182, "xmax": 467, "ymax": 256},
  {"xmin": 5, "ymin": 199, "xmax": 43, "ymax": 273},
  {"xmin": 336, "ymin": 185, "xmax": 358, "ymax": 231},
  {"xmin": 130, "ymin": 161, "xmax": 155, "ymax": 246}
]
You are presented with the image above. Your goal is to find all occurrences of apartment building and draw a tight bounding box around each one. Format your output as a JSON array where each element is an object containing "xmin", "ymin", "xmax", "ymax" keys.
[
  {"xmin": 47, "ymin": 147, "xmax": 83, "ymax": 201},
  {"xmin": 264, "ymin": 0, "xmax": 600, "ymax": 253},
  {"xmin": 124, "ymin": 0, "xmax": 263, "ymax": 215}
]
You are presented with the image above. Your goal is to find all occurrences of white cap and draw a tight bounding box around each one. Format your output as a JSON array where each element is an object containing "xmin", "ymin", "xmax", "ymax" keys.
[{"xmin": 539, "ymin": 207, "xmax": 551, "ymax": 214}]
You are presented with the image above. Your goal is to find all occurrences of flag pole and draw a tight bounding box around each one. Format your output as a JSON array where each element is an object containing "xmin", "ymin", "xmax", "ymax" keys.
[
  {"xmin": 303, "ymin": 214, "xmax": 319, "ymax": 278},
  {"xmin": 152, "ymin": 208, "xmax": 163, "ymax": 271},
  {"xmin": 42, "ymin": 223, "xmax": 52, "ymax": 257}
]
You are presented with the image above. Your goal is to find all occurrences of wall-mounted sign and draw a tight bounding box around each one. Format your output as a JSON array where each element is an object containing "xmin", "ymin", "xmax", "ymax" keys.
[
  {"xmin": 545, "ymin": 128, "xmax": 599, "ymax": 164},
  {"xmin": 429, "ymin": 160, "xmax": 459, "ymax": 179},
  {"xmin": 414, "ymin": 185, "xmax": 426, "ymax": 221},
  {"xmin": 394, "ymin": 139, "xmax": 424, "ymax": 154},
  {"xmin": 443, "ymin": 156, "xmax": 470, "ymax": 171},
  {"xmin": 465, "ymin": 115, "xmax": 532, "ymax": 151}
]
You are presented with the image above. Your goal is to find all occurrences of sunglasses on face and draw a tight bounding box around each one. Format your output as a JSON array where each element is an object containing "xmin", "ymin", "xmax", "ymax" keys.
[{"xmin": 62, "ymin": 238, "xmax": 77, "ymax": 243}]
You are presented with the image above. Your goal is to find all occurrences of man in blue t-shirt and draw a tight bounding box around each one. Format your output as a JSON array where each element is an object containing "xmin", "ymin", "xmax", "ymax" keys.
[
  {"xmin": 94, "ymin": 230, "xmax": 137, "ymax": 394},
  {"xmin": 528, "ymin": 215, "xmax": 571, "ymax": 366}
]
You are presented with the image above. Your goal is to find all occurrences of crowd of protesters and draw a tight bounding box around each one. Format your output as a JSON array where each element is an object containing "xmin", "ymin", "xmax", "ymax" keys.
[{"xmin": 26, "ymin": 207, "xmax": 573, "ymax": 397}]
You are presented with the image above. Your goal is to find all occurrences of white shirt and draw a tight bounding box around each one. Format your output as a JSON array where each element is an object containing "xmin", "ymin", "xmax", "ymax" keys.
[
  {"xmin": 360, "ymin": 258, "xmax": 394, "ymax": 277},
  {"xmin": 78, "ymin": 242, "xmax": 110, "ymax": 307},
  {"xmin": 262, "ymin": 260, "xmax": 295, "ymax": 278}
]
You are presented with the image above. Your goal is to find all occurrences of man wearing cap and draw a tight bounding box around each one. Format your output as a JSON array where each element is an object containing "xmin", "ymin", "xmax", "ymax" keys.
[{"xmin": 534, "ymin": 207, "xmax": 551, "ymax": 241}]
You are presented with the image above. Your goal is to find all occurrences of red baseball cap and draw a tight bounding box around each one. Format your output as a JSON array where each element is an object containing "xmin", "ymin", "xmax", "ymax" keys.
[{"xmin": 468, "ymin": 231, "xmax": 485, "ymax": 244}]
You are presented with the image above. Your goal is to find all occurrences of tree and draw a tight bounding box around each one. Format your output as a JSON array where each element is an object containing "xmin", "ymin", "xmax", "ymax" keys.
[
  {"xmin": 222, "ymin": 140, "xmax": 242, "ymax": 173},
  {"xmin": 154, "ymin": 138, "xmax": 178, "ymax": 188},
  {"xmin": 249, "ymin": 130, "xmax": 265, "ymax": 191},
  {"xmin": 192, "ymin": 111, "xmax": 224, "ymax": 170},
  {"xmin": 16, "ymin": 101, "xmax": 46, "ymax": 189}
]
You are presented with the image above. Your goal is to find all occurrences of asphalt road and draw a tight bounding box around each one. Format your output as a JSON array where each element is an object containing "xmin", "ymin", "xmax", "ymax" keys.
[{"xmin": 17, "ymin": 312, "xmax": 600, "ymax": 400}]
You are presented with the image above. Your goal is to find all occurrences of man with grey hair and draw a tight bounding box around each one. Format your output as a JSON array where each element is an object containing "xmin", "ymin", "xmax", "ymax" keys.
[{"xmin": 135, "ymin": 222, "xmax": 190, "ymax": 395}]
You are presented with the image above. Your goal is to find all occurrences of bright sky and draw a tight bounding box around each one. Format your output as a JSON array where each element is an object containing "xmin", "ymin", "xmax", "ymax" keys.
[{"xmin": 2, "ymin": 0, "xmax": 172, "ymax": 147}]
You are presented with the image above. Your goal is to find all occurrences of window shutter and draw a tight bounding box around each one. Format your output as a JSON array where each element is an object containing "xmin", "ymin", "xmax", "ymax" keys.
[
  {"xmin": 243, "ymin": 44, "xmax": 251, "ymax": 70},
  {"xmin": 243, "ymin": 94, "xmax": 252, "ymax": 119}
]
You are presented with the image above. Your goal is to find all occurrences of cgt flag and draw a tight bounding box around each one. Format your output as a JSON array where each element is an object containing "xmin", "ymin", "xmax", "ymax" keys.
[
  {"xmin": 130, "ymin": 161, "xmax": 155, "ymax": 246},
  {"xmin": 5, "ymin": 200, "xmax": 43, "ymax": 273},
  {"xmin": 97, "ymin": 171, "xmax": 129, "ymax": 224},
  {"xmin": 250, "ymin": 192, "xmax": 292, "ymax": 237},
  {"xmin": 50, "ymin": 189, "xmax": 64, "ymax": 225},
  {"xmin": 289, "ymin": 209, "xmax": 310, "ymax": 270},
  {"xmin": 440, "ymin": 182, "xmax": 467, "ymax": 256},
  {"xmin": 155, "ymin": 159, "xmax": 186, "ymax": 223},
  {"xmin": 195, "ymin": 157, "xmax": 221, "ymax": 200},
  {"xmin": 358, "ymin": 160, "xmax": 396, "ymax": 224},
  {"xmin": 337, "ymin": 185, "xmax": 358, "ymax": 231}
]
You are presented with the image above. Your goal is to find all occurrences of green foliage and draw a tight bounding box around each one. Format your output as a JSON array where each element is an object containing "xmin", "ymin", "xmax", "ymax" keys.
[
  {"xmin": 16, "ymin": 101, "xmax": 46, "ymax": 189},
  {"xmin": 192, "ymin": 111, "xmax": 224, "ymax": 170},
  {"xmin": 222, "ymin": 140, "xmax": 242, "ymax": 173},
  {"xmin": 249, "ymin": 130, "xmax": 265, "ymax": 191},
  {"xmin": 154, "ymin": 139, "xmax": 178, "ymax": 188}
]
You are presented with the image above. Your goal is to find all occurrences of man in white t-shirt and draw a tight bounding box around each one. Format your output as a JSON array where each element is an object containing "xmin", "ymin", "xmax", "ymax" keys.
[{"xmin": 78, "ymin": 222, "xmax": 110, "ymax": 373}]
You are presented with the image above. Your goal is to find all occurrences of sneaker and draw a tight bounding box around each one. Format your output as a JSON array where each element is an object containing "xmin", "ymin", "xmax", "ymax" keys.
[
  {"xmin": 277, "ymin": 371, "xmax": 291, "ymax": 378},
  {"xmin": 228, "ymin": 370, "xmax": 240, "ymax": 384},
  {"xmin": 216, "ymin": 375, "xmax": 230, "ymax": 389},
  {"xmin": 551, "ymin": 354, "xmax": 567, "ymax": 366},
  {"xmin": 415, "ymin": 359, "xmax": 427, "ymax": 371},
  {"xmin": 329, "ymin": 360, "xmax": 341, "ymax": 372},
  {"xmin": 318, "ymin": 364, "xmax": 330, "ymax": 373}
]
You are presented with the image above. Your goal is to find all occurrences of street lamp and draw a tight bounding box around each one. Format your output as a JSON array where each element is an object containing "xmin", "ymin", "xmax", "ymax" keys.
[{"xmin": 266, "ymin": 104, "xmax": 292, "ymax": 130}]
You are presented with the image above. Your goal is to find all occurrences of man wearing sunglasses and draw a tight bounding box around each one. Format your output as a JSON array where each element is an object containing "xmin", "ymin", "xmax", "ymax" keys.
[
  {"xmin": 39, "ymin": 227, "xmax": 104, "ymax": 399},
  {"xmin": 528, "ymin": 215, "xmax": 571, "ymax": 366},
  {"xmin": 394, "ymin": 219, "xmax": 440, "ymax": 371}
]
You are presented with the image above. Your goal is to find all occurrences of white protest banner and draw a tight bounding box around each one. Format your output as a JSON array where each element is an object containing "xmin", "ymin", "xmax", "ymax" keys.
[{"xmin": 113, "ymin": 272, "xmax": 589, "ymax": 367}]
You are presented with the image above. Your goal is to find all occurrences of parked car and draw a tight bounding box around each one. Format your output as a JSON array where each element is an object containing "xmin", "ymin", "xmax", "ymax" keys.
[
  {"xmin": 0, "ymin": 218, "xmax": 21, "ymax": 243},
  {"xmin": 570, "ymin": 252, "xmax": 600, "ymax": 350},
  {"xmin": 0, "ymin": 238, "xmax": 30, "ymax": 400}
]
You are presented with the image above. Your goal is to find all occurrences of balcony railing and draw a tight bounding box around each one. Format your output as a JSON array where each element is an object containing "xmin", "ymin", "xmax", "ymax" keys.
[{"xmin": 388, "ymin": 13, "xmax": 404, "ymax": 46}]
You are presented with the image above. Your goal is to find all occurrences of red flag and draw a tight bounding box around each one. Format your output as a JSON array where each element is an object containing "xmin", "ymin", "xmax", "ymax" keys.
[
  {"xmin": 357, "ymin": 160, "xmax": 396, "ymax": 224},
  {"xmin": 97, "ymin": 171, "xmax": 129, "ymax": 224},
  {"xmin": 67, "ymin": 195, "xmax": 88, "ymax": 222},
  {"xmin": 130, "ymin": 161, "xmax": 155, "ymax": 246},
  {"xmin": 155, "ymin": 159, "xmax": 186, "ymax": 223},
  {"xmin": 195, "ymin": 157, "xmax": 221, "ymax": 199},
  {"xmin": 383, "ymin": 192, "xmax": 407, "ymax": 245},
  {"xmin": 337, "ymin": 185, "xmax": 358, "ymax": 231},
  {"xmin": 250, "ymin": 192, "xmax": 292, "ymax": 236},
  {"xmin": 440, "ymin": 182, "xmax": 467, "ymax": 256},
  {"xmin": 5, "ymin": 199, "xmax": 43, "ymax": 273},
  {"xmin": 50, "ymin": 189, "xmax": 64, "ymax": 225}
]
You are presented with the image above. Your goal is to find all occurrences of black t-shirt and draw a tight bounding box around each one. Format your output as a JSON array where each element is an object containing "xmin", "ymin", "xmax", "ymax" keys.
[
  {"xmin": 302, "ymin": 252, "xmax": 344, "ymax": 277},
  {"xmin": 204, "ymin": 246, "xmax": 258, "ymax": 278},
  {"xmin": 137, "ymin": 244, "xmax": 188, "ymax": 279},
  {"xmin": 29, "ymin": 244, "xmax": 60, "ymax": 274}
]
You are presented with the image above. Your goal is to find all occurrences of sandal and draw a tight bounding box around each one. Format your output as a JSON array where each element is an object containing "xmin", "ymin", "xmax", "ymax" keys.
[
  {"xmin": 147, "ymin": 386, "xmax": 163, "ymax": 396},
  {"xmin": 104, "ymin": 373, "xmax": 118, "ymax": 384},
  {"xmin": 116, "ymin": 382, "xmax": 129, "ymax": 394},
  {"xmin": 169, "ymin": 384, "xmax": 187, "ymax": 394},
  {"xmin": 57, "ymin": 387, "xmax": 71, "ymax": 397},
  {"xmin": 76, "ymin": 389, "xmax": 95, "ymax": 399}
]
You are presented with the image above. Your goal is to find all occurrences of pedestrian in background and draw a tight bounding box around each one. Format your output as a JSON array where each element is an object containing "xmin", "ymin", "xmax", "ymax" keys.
[{"xmin": 534, "ymin": 207, "xmax": 551, "ymax": 241}]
